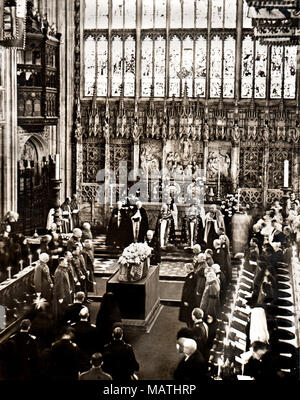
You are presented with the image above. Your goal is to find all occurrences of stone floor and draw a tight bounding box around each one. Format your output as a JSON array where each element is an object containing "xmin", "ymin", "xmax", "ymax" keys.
[{"xmin": 93, "ymin": 235, "xmax": 194, "ymax": 278}]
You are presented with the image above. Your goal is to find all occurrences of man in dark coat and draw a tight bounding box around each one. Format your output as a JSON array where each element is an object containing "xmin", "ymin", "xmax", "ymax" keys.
[
  {"xmin": 106, "ymin": 201, "xmax": 132, "ymax": 248},
  {"xmin": 79, "ymin": 353, "xmax": 112, "ymax": 380},
  {"xmin": 61, "ymin": 291, "xmax": 86, "ymax": 325},
  {"xmin": 102, "ymin": 327, "xmax": 139, "ymax": 381},
  {"xmin": 173, "ymin": 337, "xmax": 207, "ymax": 382},
  {"xmin": 191, "ymin": 308, "xmax": 208, "ymax": 359},
  {"xmin": 70, "ymin": 194, "xmax": 80, "ymax": 228},
  {"xmin": 82, "ymin": 239, "xmax": 96, "ymax": 292},
  {"xmin": 130, "ymin": 201, "xmax": 149, "ymax": 243},
  {"xmin": 53, "ymin": 257, "xmax": 72, "ymax": 319},
  {"xmin": 49, "ymin": 330, "xmax": 84, "ymax": 380},
  {"xmin": 179, "ymin": 264, "xmax": 198, "ymax": 328},
  {"xmin": 7, "ymin": 319, "xmax": 39, "ymax": 380},
  {"xmin": 72, "ymin": 307, "xmax": 99, "ymax": 370},
  {"xmin": 67, "ymin": 228, "xmax": 83, "ymax": 253},
  {"xmin": 145, "ymin": 230, "xmax": 161, "ymax": 265}
]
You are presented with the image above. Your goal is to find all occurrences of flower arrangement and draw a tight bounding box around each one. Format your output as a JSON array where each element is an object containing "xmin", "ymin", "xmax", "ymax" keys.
[{"xmin": 118, "ymin": 242, "xmax": 152, "ymax": 265}]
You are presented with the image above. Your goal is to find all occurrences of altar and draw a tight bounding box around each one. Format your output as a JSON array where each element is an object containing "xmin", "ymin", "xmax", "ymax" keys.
[{"xmin": 106, "ymin": 265, "xmax": 161, "ymax": 333}]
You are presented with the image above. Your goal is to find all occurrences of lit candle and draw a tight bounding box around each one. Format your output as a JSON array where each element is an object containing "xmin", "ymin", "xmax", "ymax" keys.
[
  {"xmin": 7, "ymin": 267, "xmax": 11, "ymax": 280},
  {"xmin": 283, "ymin": 160, "xmax": 289, "ymax": 187},
  {"xmin": 19, "ymin": 260, "xmax": 23, "ymax": 271},
  {"xmin": 28, "ymin": 254, "xmax": 32, "ymax": 265},
  {"xmin": 241, "ymin": 362, "xmax": 245, "ymax": 376},
  {"xmin": 55, "ymin": 154, "xmax": 60, "ymax": 180},
  {"xmin": 218, "ymin": 160, "xmax": 221, "ymax": 195},
  {"xmin": 217, "ymin": 358, "xmax": 223, "ymax": 377}
]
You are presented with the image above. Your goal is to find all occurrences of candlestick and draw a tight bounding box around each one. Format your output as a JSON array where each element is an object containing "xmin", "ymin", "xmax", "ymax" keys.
[
  {"xmin": 55, "ymin": 154, "xmax": 60, "ymax": 180},
  {"xmin": 19, "ymin": 260, "xmax": 23, "ymax": 271},
  {"xmin": 217, "ymin": 159, "xmax": 221, "ymax": 200},
  {"xmin": 7, "ymin": 267, "xmax": 11, "ymax": 280},
  {"xmin": 28, "ymin": 254, "xmax": 32, "ymax": 265},
  {"xmin": 283, "ymin": 160, "xmax": 289, "ymax": 187}
]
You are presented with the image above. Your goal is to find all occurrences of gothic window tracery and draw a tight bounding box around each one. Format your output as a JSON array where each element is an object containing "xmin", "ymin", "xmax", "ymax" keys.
[{"xmin": 83, "ymin": 0, "xmax": 298, "ymax": 100}]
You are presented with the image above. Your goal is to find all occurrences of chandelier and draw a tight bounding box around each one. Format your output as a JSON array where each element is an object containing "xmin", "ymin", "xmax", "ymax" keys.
[{"xmin": 245, "ymin": 0, "xmax": 300, "ymax": 45}]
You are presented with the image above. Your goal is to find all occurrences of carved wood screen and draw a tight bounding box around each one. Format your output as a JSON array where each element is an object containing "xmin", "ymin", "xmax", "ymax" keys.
[
  {"xmin": 239, "ymin": 141, "xmax": 264, "ymax": 189},
  {"xmin": 82, "ymin": 138, "xmax": 105, "ymax": 183},
  {"xmin": 268, "ymin": 142, "xmax": 292, "ymax": 189}
]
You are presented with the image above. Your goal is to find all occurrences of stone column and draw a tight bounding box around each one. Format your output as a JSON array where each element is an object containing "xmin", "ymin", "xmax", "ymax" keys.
[
  {"xmin": 203, "ymin": 140, "xmax": 209, "ymax": 180},
  {"xmin": 104, "ymin": 131, "xmax": 111, "ymax": 214},
  {"xmin": 235, "ymin": 0, "xmax": 243, "ymax": 100},
  {"xmin": 262, "ymin": 143, "xmax": 269, "ymax": 209},
  {"xmin": 231, "ymin": 143, "xmax": 240, "ymax": 193},
  {"xmin": 133, "ymin": 139, "xmax": 140, "ymax": 181},
  {"xmin": 0, "ymin": 48, "xmax": 18, "ymax": 217},
  {"xmin": 292, "ymin": 142, "xmax": 300, "ymax": 196}
]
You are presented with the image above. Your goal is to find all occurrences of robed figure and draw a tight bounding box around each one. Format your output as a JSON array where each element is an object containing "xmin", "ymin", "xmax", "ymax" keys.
[
  {"xmin": 145, "ymin": 230, "xmax": 161, "ymax": 265},
  {"xmin": 231, "ymin": 209, "xmax": 252, "ymax": 255},
  {"xmin": 155, "ymin": 203, "xmax": 174, "ymax": 250},
  {"xmin": 182, "ymin": 204, "xmax": 205, "ymax": 248},
  {"xmin": 130, "ymin": 201, "xmax": 149, "ymax": 243},
  {"xmin": 106, "ymin": 201, "xmax": 132, "ymax": 248},
  {"xmin": 203, "ymin": 205, "xmax": 225, "ymax": 250},
  {"xmin": 61, "ymin": 197, "xmax": 73, "ymax": 233}
]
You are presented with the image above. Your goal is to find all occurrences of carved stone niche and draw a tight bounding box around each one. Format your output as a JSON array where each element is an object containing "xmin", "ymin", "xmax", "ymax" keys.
[
  {"xmin": 207, "ymin": 141, "xmax": 231, "ymax": 181},
  {"xmin": 18, "ymin": 126, "xmax": 49, "ymax": 163}
]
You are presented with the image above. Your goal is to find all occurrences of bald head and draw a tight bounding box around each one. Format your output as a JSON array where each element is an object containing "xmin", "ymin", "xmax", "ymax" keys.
[
  {"xmin": 176, "ymin": 337, "xmax": 197, "ymax": 356},
  {"xmin": 79, "ymin": 306, "xmax": 89, "ymax": 320}
]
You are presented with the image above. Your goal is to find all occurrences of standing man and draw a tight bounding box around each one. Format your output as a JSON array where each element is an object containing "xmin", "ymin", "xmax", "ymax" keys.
[
  {"xmin": 203, "ymin": 204, "xmax": 225, "ymax": 250},
  {"xmin": 106, "ymin": 201, "xmax": 132, "ymax": 248},
  {"xmin": 53, "ymin": 257, "xmax": 72, "ymax": 320},
  {"xmin": 34, "ymin": 253, "xmax": 53, "ymax": 302},
  {"xmin": 131, "ymin": 201, "xmax": 149, "ymax": 243},
  {"xmin": 67, "ymin": 228, "xmax": 83, "ymax": 253},
  {"xmin": 71, "ymin": 194, "xmax": 80, "ymax": 229},
  {"xmin": 102, "ymin": 327, "xmax": 139, "ymax": 381}
]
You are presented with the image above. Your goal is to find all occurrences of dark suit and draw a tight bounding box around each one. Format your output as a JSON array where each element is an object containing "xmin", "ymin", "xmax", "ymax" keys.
[
  {"xmin": 61, "ymin": 303, "xmax": 84, "ymax": 325},
  {"xmin": 7, "ymin": 332, "xmax": 39, "ymax": 380},
  {"xmin": 173, "ymin": 350, "xmax": 207, "ymax": 382},
  {"xmin": 72, "ymin": 321, "xmax": 99, "ymax": 357},
  {"xmin": 79, "ymin": 366, "xmax": 112, "ymax": 380},
  {"xmin": 50, "ymin": 338, "xmax": 83, "ymax": 380},
  {"xmin": 102, "ymin": 339, "xmax": 139, "ymax": 381},
  {"xmin": 178, "ymin": 271, "xmax": 198, "ymax": 328}
]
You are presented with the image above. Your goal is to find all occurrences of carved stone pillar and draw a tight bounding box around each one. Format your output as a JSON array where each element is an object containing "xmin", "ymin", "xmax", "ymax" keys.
[
  {"xmin": 292, "ymin": 142, "xmax": 300, "ymax": 196},
  {"xmin": 203, "ymin": 140, "xmax": 209, "ymax": 180},
  {"xmin": 262, "ymin": 143, "xmax": 269, "ymax": 209},
  {"xmin": 133, "ymin": 139, "xmax": 140, "ymax": 181},
  {"xmin": 104, "ymin": 130, "xmax": 111, "ymax": 210},
  {"xmin": 231, "ymin": 143, "xmax": 240, "ymax": 193},
  {"xmin": 0, "ymin": 48, "xmax": 18, "ymax": 217}
]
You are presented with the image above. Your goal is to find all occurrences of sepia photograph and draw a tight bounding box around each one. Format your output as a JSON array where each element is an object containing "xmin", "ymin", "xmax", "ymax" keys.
[{"xmin": 0, "ymin": 0, "xmax": 299, "ymax": 394}]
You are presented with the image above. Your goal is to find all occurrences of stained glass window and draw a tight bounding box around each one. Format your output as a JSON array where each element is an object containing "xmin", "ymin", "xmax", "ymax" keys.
[
  {"xmin": 98, "ymin": 0, "xmax": 108, "ymax": 29},
  {"xmin": 170, "ymin": 0, "xmax": 182, "ymax": 28},
  {"xmin": 196, "ymin": 0, "xmax": 208, "ymax": 28},
  {"xmin": 125, "ymin": 0, "xmax": 136, "ymax": 28},
  {"xmin": 124, "ymin": 36, "xmax": 136, "ymax": 96},
  {"xmin": 225, "ymin": 0, "xmax": 236, "ymax": 28},
  {"xmin": 254, "ymin": 42, "xmax": 267, "ymax": 98},
  {"xmin": 183, "ymin": 0, "xmax": 194, "ymax": 29},
  {"xmin": 154, "ymin": 36, "xmax": 166, "ymax": 97},
  {"xmin": 211, "ymin": 0, "xmax": 223, "ymax": 28},
  {"xmin": 112, "ymin": 0, "xmax": 123, "ymax": 29},
  {"xmin": 84, "ymin": 36, "xmax": 96, "ymax": 96},
  {"xmin": 155, "ymin": 0, "xmax": 166, "ymax": 28},
  {"xmin": 142, "ymin": 0, "xmax": 153, "ymax": 28},
  {"xmin": 284, "ymin": 46, "xmax": 297, "ymax": 99},
  {"xmin": 111, "ymin": 36, "xmax": 123, "ymax": 96},
  {"xmin": 141, "ymin": 36, "xmax": 153, "ymax": 96},
  {"xmin": 243, "ymin": 0, "xmax": 252, "ymax": 28},
  {"xmin": 84, "ymin": 0, "xmax": 96, "ymax": 29},
  {"xmin": 97, "ymin": 36, "xmax": 108, "ymax": 96},
  {"xmin": 182, "ymin": 36, "xmax": 194, "ymax": 96},
  {"xmin": 169, "ymin": 36, "xmax": 181, "ymax": 97},
  {"xmin": 210, "ymin": 36, "xmax": 222, "ymax": 97},
  {"xmin": 270, "ymin": 46, "xmax": 283, "ymax": 99},
  {"xmin": 223, "ymin": 36, "xmax": 235, "ymax": 98},
  {"xmin": 195, "ymin": 36, "xmax": 206, "ymax": 97},
  {"xmin": 241, "ymin": 36, "xmax": 254, "ymax": 98}
]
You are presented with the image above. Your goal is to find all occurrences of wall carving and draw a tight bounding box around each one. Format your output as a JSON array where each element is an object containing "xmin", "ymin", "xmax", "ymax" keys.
[
  {"xmin": 140, "ymin": 140, "xmax": 162, "ymax": 175},
  {"xmin": 164, "ymin": 139, "xmax": 203, "ymax": 176},
  {"xmin": 207, "ymin": 141, "xmax": 231, "ymax": 180}
]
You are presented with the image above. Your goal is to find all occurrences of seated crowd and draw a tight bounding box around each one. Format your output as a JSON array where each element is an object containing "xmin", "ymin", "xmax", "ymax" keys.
[{"xmin": 0, "ymin": 193, "xmax": 299, "ymax": 381}]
